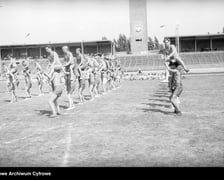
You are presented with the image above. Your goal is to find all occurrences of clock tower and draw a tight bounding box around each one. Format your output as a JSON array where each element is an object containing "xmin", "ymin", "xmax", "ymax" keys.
[{"xmin": 129, "ymin": 0, "xmax": 148, "ymax": 54}]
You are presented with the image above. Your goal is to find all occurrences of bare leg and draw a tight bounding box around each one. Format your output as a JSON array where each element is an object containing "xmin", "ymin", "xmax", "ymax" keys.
[
  {"xmin": 81, "ymin": 84, "xmax": 85, "ymax": 102},
  {"xmin": 67, "ymin": 93, "xmax": 75, "ymax": 109},
  {"xmin": 49, "ymin": 93, "xmax": 58, "ymax": 116},
  {"xmin": 25, "ymin": 77, "xmax": 32, "ymax": 98},
  {"xmin": 55, "ymin": 98, "xmax": 61, "ymax": 115},
  {"xmin": 102, "ymin": 78, "xmax": 107, "ymax": 93},
  {"xmin": 27, "ymin": 81, "xmax": 32, "ymax": 98},
  {"xmin": 37, "ymin": 77, "xmax": 44, "ymax": 96},
  {"xmin": 176, "ymin": 57, "xmax": 189, "ymax": 72},
  {"xmin": 10, "ymin": 91, "xmax": 13, "ymax": 103},
  {"xmin": 13, "ymin": 89, "xmax": 17, "ymax": 102},
  {"xmin": 96, "ymin": 82, "xmax": 100, "ymax": 96},
  {"xmin": 10, "ymin": 91, "xmax": 15, "ymax": 103},
  {"xmin": 78, "ymin": 82, "xmax": 85, "ymax": 103},
  {"xmin": 171, "ymin": 95, "xmax": 181, "ymax": 114},
  {"xmin": 78, "ymin": 81, "xmax": 82, "ymax": 103},
  {"xmin": 39, "ymin": 82, "xmax": 43, "ymax": 95},
  {"xmin": 89, "ymin": 83, "xmax": 94, "ymax": 99}
]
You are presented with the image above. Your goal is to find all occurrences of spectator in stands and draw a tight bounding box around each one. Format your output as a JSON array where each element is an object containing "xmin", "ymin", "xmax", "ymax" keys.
[{"xmin": 137, "ymin": 68, "xmax": 142, "ymax": 75}]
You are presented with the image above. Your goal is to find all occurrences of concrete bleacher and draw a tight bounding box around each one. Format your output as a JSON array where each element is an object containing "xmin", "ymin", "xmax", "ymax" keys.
[{"xmin": 118, "ymin": 51, "xmax": 224, "ymax": 72}]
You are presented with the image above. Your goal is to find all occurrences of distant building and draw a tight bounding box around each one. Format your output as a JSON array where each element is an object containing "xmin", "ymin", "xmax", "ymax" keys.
[{"xmin": 166, "ymin": 33, "xmax": 224, "ymax": 52}]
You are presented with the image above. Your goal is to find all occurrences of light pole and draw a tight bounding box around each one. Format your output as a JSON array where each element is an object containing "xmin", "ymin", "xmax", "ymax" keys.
[
  {"xmin": 0, "ymin": 5, "xmax": 4, "ymax": 77},
  {"xmin": 81, "ymin": 40, "xmax": 84, "ymax": 55},
  {"xmin": 160, "ymin": 25, "xmax": 169, "ymax": 83},
  {"xmin": 24, "ymin": 33, "xmax": 31, "ymax": 58},
  {"xmin": 175, "ymin": 24, "xmax": 180, "ymax": 53},
  {"xmin": 160, "ymin": 25, "xmax": 167, "ymax": 41}
]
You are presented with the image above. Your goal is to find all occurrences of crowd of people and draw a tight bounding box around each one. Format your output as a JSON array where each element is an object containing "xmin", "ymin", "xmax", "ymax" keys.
[
  {"xmin": 123, "ymin": 71, "xmax": 166, "ymax": 81},
  {"xmin": 3, "ymin": 47, "xmax": 123, "ymax": 117},
  {"xmin": 2, "ymin": 37, "xmax": 190, "ymax": 116}
]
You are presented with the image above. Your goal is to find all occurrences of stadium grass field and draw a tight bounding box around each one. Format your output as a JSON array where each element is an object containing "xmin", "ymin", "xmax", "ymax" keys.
[{"xmin": 0, "ymin": 73, "xmax": 224, "ymax": 167}]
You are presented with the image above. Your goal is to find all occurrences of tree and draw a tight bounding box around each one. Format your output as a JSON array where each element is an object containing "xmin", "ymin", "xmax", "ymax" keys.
[
  {"xmin": 154, "ymin": 36, "xmax": 159, "ymax": 49},
  {"xmin": 114, "ymin": 34, "xmax": 131, "ymax": 53},
  {"xmin": 102, "ymin": 36, "xmax": 108, "ymax": 40},
  {"xmin": 158, "ymin": 43, "xmax": 166, "ymax": 54},
  {"xmin": 148, "ymin": 36, "xmax": 154, "ymax": 50},
  {"xmin": 126, "ymin": 37, "xmax": 131, "ymax": 54}
]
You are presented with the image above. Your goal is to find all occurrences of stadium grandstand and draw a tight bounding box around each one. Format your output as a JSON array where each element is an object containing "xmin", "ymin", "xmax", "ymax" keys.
[
  {"xmin": 0, "ymin": 40, "xmax": 114, "ymax": 60},
  {"xmin": 167, "ymin": 33, "xmax": 224, "ymax": 52},
  {"xmin": 117, "ymin": 33, "xmax": 224, "ymax": 72}
]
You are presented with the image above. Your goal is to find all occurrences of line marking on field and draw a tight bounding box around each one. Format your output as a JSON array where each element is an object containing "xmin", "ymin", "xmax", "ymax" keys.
[
  {"xmin": 61, "ymin": 123, "xmax": 73, "ymax": 167},
  {"xmin": 2, "ymin": 124, "xmax": 69, "ymax": 145}
]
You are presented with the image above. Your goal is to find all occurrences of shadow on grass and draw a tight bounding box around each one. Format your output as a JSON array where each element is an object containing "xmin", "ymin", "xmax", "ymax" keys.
[
  {"xmin": 140, "ymin": 108, "xmax": 174, "ymax": 115},
  {"xmin": 154, "ymin": 91, "xmax": 169, "ymax": 94},
  {"xmin": 84, "ymin": 95, "xmax": 92, "ymax": 101},
  {"xmin": 31, "ymin": 94, "xmax": 39, "ymax": 97},
  {"xmin": 73, "ymin": 101, "xmax": 80, "ymax": 104},
  {"xmin": 142, "ymin": 102, "xmax": 171, "ymax": 108},
  {"xmin": 35, "ymin": 110, "xmax": 52, "ymax": 116},
  {"xmin": 141, "ymin": 86, "xmax": 173, "ymax": 115},
  {"xmin": 59, "ymin": 105, "xmax": 68, "ymax": 109},
  {"xmin": 154, "ymin": 92, "xmax": 170, "ymax": 96},
  {"xmin": 17, "ymin": 96, "xmax": 28, "ymax": 100},
  {"xmin": 63, "ymin": 100, "xmax": 80, "ymax": 105},
  {"xmin": 148, "ymin": 98, "xmax": 170, "ymax": 103},
  {"xmin": 158, "ymin": 84, "xmax": 169, "ymax": 89},
  {"xmin": 3, "ymin": 100, "xmax": 11, "ymax": 102},
  {"xmin": 152, "ymin": 94, "xmax": 170, "ymax": 98}
]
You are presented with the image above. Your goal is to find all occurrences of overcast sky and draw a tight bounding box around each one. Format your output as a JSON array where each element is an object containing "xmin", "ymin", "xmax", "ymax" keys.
[{"xmin": 0, "ymin": 0, "xmax": 223, "ymax": 45}]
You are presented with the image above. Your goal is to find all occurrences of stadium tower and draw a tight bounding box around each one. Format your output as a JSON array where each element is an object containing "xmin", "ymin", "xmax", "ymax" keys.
[{"xmin": 129, "ymin": 0, "xmax": 148, "ymax": 54}]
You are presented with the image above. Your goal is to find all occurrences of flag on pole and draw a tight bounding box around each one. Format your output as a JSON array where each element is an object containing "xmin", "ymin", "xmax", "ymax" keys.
[
  {"xmin": 25, "ymin": 33, "xmax": 30, "ymax": 38},
  {"xmin": 160, "ymin": 25, "xmax": 166, "ymax": 28}
]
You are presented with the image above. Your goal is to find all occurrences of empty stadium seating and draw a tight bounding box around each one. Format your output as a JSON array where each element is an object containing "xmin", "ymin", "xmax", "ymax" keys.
[{"xmin": 117, "ymin": 51, "xmax": 224, "ymax": 72}]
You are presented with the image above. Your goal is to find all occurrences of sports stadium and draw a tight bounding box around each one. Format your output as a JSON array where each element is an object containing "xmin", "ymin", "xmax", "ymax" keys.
[{"xmin": 0, "ymin": 0, "xmax": 224, "ymax": 168}]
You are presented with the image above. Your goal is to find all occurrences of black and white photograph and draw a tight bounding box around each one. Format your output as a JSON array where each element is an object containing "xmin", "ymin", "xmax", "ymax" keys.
[{"xmin": 0, "ymin": 0, "xmax": 224, "ymax": 172}]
